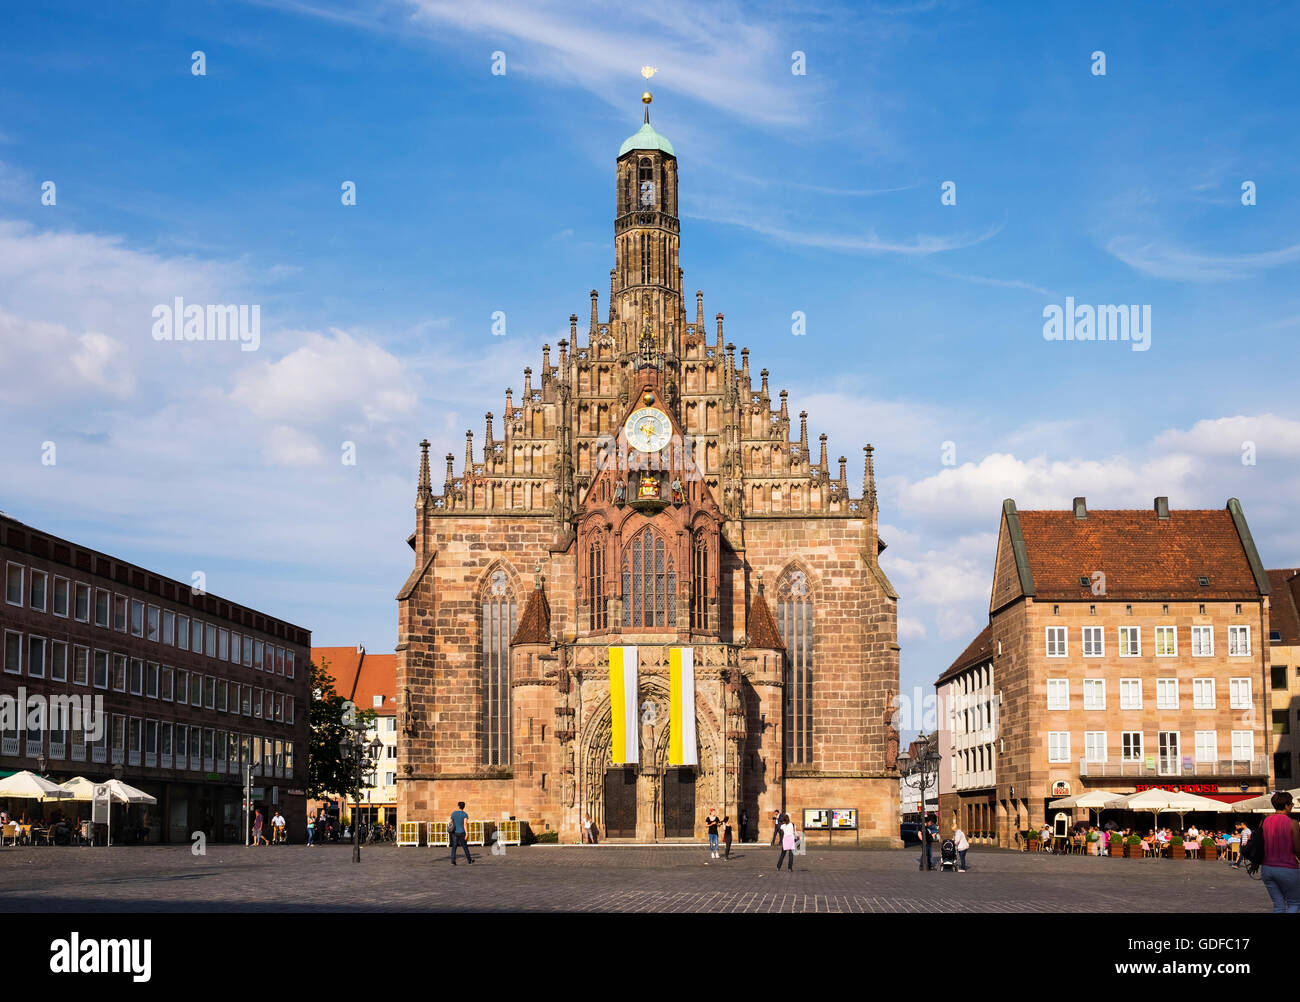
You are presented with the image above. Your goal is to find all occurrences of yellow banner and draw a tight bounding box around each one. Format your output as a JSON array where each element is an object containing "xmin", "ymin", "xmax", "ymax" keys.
[{"xmin": 669, "ymin": 647, "xmax": 697, "ymax": 766}]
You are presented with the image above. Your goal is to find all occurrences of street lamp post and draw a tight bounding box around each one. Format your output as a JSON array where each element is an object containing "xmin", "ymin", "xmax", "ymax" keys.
[
  {"xmin": 341, "ymin": 721, "xmax": 382, "ymax": 864},
  {"xmin": 896, "ymin": 735, "xmax": 942, "ymax": 829}
]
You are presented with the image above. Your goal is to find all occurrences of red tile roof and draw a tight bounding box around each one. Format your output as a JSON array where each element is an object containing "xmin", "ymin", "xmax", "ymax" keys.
[
  {"xmin": 1014, "ymin": 507, "xmax": 1263, "ymax": 600},
  {"xmin": 511, "ymin": 582, "xmax": 551, "ymax": 646},
  {"xmin": 746, "ymin": 586, "xmax": 785, "ymax": 651},
  {"xmin": 312, "ymin": 646, "xmax": 396, "ymax": 716},
  {"xmin": 935, "ymin": 624, "xmax": 993, "ymax": 686},
  {"xmin": 1267, "ymin": 569, "xmax": 1300, "ymax": 645}
]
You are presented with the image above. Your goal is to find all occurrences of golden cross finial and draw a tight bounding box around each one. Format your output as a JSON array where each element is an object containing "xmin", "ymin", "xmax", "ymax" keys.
[{"xmin": 641, "ymin": 66, "xmax": 657, "ymax": 80}]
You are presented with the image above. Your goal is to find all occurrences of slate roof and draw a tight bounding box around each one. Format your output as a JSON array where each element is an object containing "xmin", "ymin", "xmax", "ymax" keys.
[{"xmin": 1267, "ymin": 568, "xmax": 1300, "ymax": 645}]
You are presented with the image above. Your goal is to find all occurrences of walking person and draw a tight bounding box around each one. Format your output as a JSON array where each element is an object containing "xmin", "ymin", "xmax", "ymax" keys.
[
  {"xmin": 449, "ymin": 801, "xmax": 473, "ymax": 865},
  {"xmin": 1257, "ymin": 791, "xmax": 1300, "ymax": 912},
  {"xmin": 741, "ymin": 810, "xmax": 750, "ymax": 843},
  {"xmin": 770, "ymin": 810, "xmax": 782, "ymax": 846},
  {"xmin": 705, "ymin": 808, "xmax": 721, "ymax": 859},
  {"xmin": 953, "ymin": 824, "xmax": 970, "ymax": 872},
  {"xmin": 252, "ymin": 809, "xmax": 268, "ymax": 846},
  {"xmin": 722, "ymin": 816, "xmax": 733, "ymax": 860},
  {"xmin": 774, "ymin": 813, "xmax": 797, "ymax": 871}
]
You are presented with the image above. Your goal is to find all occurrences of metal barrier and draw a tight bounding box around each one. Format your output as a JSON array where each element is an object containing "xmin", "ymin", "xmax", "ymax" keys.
[
  {"xmin": 497, "ymin": 819, "xmax": 522, "ymax": 846},
  {"xmin": 397, "ymin": 821, "xmax": 422, "ymax": 847},
  {"xmin": 428, "ymin": 821, "xmax": 450, "ymax": 847},
  {"xmin": 465, "ymin": 820, "xmax": 486, "ymax": 846}
]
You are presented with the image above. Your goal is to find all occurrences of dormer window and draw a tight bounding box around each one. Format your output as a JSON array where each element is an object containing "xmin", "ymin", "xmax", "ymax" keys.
[{"xmin": 1198, "ymin": 576, "xmax": 1210, "ymax": 587}]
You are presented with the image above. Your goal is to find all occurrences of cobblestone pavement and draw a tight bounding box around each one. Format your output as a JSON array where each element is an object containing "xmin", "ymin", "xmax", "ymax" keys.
[{"xmin": 0, "ymin": 843, "xmax": 1268, "ymax": 912}]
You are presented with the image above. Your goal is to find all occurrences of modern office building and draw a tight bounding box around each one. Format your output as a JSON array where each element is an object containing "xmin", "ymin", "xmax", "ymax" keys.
[{"xmin": 1, "ymin": 511, "xmax": 311, "ymax": 842}]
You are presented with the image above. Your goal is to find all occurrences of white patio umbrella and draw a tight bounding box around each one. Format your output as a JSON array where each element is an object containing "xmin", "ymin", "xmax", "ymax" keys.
[
  {"xmin": 1232, "ymin": 787, "xmax": 1300, "ymax": 813},
  {"xmin": 103, "ymin": 779, "xmax": 156, "ymax": 805},
  {"xmin": 1105, "ymin": 788, "xmax": 1226, "ymax": 832},
  {"xmin": 56, "ymin": 776, "xmax": 99, "ymax": 801},
  {"xmin": 0, "ymin": 770, "xmax": 74, "ymax": 801}
]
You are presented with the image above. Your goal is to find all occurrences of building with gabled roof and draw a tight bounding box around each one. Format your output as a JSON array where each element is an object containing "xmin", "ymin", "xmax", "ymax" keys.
[
  {"xmin": 937, "ymin": 496, "xmax": 1273, "ymax": 847},
  {"xmin": 1265, "ymin": 568, "xmax": 1300, "ymax": 786}
]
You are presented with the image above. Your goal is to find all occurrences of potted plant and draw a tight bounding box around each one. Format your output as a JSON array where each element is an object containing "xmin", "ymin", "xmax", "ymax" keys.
[
  {"xmin": 1125, "ymin": 834, "xmax": 1142, "ymax": 858},
  {"xmin": 1169, "ymin": 834, "xmax": 1184, "ymax": 860},
  {"xmin": 1086, "ymin": 830, "xmax": 1101, "ymax": 855},
  {"xmin": 1201, "ymin": 836, "xmax": 1217, "ymax": 861},
  {"xmin": 1025, "ymin": 829, "xmax": 1039, "ymax": 852}
]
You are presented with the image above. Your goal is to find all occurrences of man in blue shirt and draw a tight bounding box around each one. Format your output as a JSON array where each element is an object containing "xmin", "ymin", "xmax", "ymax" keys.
[
  {"xmin": 450, "ymin": 801, "xmax": 472, "ymax": 865},
  {"xmin": 919, "ymin": 815, "xmax": 938, "ymax": 871}
]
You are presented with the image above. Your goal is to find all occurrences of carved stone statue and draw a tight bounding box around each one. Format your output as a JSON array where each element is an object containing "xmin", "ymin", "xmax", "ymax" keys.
[{"xmin": 884, "ymin": 688, "xmax": 900, "ymax": 771}]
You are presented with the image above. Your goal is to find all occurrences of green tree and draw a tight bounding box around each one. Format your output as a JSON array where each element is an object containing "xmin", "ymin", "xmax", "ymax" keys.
[{"xmin": 307, "ymin": 658, "xmax": 376, "ymax": 800}]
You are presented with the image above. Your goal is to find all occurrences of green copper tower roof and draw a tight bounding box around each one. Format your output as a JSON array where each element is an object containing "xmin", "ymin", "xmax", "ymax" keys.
[{"xmin": 619, "ymin": 121, "xmax": 674, "ymax": 157}]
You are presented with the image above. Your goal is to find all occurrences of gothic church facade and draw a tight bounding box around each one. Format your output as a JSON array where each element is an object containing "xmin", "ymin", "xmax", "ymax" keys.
[{"xmin": 396, "ymin": 98, "xmax": 901, "ymax": 844}]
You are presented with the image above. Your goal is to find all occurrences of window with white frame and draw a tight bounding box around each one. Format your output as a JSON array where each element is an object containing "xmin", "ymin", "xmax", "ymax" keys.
[
  {"xmin": 5, "ymin": 563, "xmax": 23, "ymax": 606},
  {"xmin": 1155, "ymin": 625, "xmax": 1177, "ymax": 656},
  {"xmin": 1081, "ymin": 626, "xmax": 1104, "ymax": 656},
  {"xmin": 1156, "ymin": 678, "xmax": 1178, "ymax": 709},
  {"xmin": 1192, "ymin": 678, "xmax": 1216, "ymax": 709},
  {"xmin": 130, "ymin": 599, "xmax": 144, "ymax": 637},
  {"xmin": 1118, "ymin": 626, "xmax": 1140, "ymax": 656},
  {"xmin": 1191, "ymin": 625, "xmax": 1213, "ymax": 656},
  {"xmin": 218, "ymin": 628, "xmax": 229, "ymax": 661},
  {"xmin": 1048, "ymin": 731, "xmax": 1070, "ymax": 762},
  {"xmin": 1229, "ymin": 677, "xmax": 1252, "ymax": 710},
  {"xmin": 94, "ymin": 589, "xmax": 110, "ymax": 628},
  {"xmin": 1083, "ymin": 678, "xmax": 1106, "ymax": 710},
  {"xmin": 191, "ymin": 618, "xmax": 202, "ymax": 653},
  {"xmin": 242, "ymin": 636, "xmax": 253, "ymax": 666},
  {"xmin": 27, "ymin": 635, "xmax": 46, "ymax": 677},
  {"xmin": 4, "ymin": 631, "xmax": 21, "ymax": 674},
  {"xmin": 218, "ymin": 679, "xmax": 228, "ymax": 713},
  {"xmin": 113, "ymin": 595, "xmax": 127, "ymax": 632},
  {"xmin": 1231, "ymin": 731, "xmax": 1252, "ymax": 761},
  {"xmin": 177, "ymin": 615, "xmax": 190, "ymax": 651},
  {"xmin": 286, "ymin": 650, "xmax": 294, "ymax": 678},
  {"xmin": 129, "ymin": 658, "xmax": 143, "ymax": 695},
  {"xmin": 74, "ymin": 583, "xmax": 90, "ymax": 622},
  {"xmin": 29, "ymin": 570, "xmax": 47, "ymax": 611},
  {"xmin": 1084, "ymin": 731, "xmax": 1107, "ymax": 762},
  {"xmin": 254, "ymin": 639, "xmax": 264, "ymax": 670},
  {"xmin": 1045, "ymin": 627, "xmax": 1067, "ymax": 657},
  {"xmin": 1194, "ymin": 730, "xmax": 1217, "ymax": 762},
  {"xmin": 161, "ymin": 666, "xmax": 173, "ymax": 702},
  {"xmin": 176, "ymin": 668, "xmax": 189, "ymax": 704},
  {"xmin": 147, "ymin": 605, "xmax": 160, "ymax": 642},
  {"xmin": 146, "ymin": 663, "xmax": 158, "ymax": 699},
  {"xmin": 231, "ymin": 632, "xmax": 240, "ymax": 663},
  {"xmin": 112, "ymin": 654, "xmax": 126, "ymax": 692},
  {"xmin": 93, "ymin": 651, "xmax": 109, "ymax": 689},
  {"xmin": 204, "ymin": 675, "xmax": 216, "ymax": 709},
  {"xmin": 1047, "ymin": 678, "xmax": 1069, "ymax": 710},
  {"xmin": 52, "ymin": 577, "xmax": 69, "ymax": 617},
  {"xmin": 1119, "ymin": 678, "xmax": 1142, "ymax": 710},
  {"xmin": 205, "ymin": 624, "xmax": 216, "ymax": 658},
  {"xmin": 163, "ymin": 610, "xmax": 175, "ymax": 646},
  {"xmin": 1228, "ymin": 626, "xmax": 1250, "ymax": 656},
  {"xmin": 189, "ymin": 671, "xmax": 201, "ymax": 706}
]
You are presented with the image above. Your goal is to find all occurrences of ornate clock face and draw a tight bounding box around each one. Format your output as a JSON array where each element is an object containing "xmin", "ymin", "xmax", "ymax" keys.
[
  {"xmin": 624, "ymin": 406, "xmax": 672, "ymax": 453},
  {"xmin": 640, "ymin": 180, "xmax": 656, "ymax": 206}
]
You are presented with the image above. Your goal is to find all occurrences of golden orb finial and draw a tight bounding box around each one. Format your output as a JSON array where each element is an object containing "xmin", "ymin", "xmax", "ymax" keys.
[{"xmin": 642, "ymin": 91, "xmax": 653, "ymax": 104}]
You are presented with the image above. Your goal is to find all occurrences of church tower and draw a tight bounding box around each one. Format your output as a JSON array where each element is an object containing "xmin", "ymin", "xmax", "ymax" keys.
[
  {"xmin": 397, "ymin": 93, "xmax": 901, "ymax": 848},
  {"xmin": 612, "ymin": 91, "xmax": 683, "ymax": 363}
]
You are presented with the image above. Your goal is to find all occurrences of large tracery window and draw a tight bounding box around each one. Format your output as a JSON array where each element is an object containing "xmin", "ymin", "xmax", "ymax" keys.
[
  {"xmin": 481, "ymin": 570, "xmax": 516, "ymax": 766},
  {"xmin": 777, "ymin": 569, "xmax": 814, "ymax": 765},
  {"xmin": 641, "ymin": 232, "xmax": 651, "ymax": 284},
  {"xmin": 621, "ymin": 528, "xmax": 676, "ymax": 629},
  {"xmin": 690, "ymin": 531, "xmax": 709, "ymax": 631},
  {"xmin": 587, "ymin": 535, "xmax": 607, "ymax": 631}
]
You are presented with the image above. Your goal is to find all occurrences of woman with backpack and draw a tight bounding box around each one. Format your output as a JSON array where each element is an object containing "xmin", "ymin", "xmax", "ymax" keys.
[{"xmin": 1250, "ymin": 790, "xmax": 1300, "ymax": 912}]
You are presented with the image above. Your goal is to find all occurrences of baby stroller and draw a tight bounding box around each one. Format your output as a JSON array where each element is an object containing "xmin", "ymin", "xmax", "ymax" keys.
[{"xmin": 939, "ymin": 838, "xmax": 958, "ymax": 872}]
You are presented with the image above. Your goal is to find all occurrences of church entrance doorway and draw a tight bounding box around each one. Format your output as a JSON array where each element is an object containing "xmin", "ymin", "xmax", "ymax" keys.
[
  {"xmin": 603, "ymin": 767, "xmax": 637, "ymax": 838},
  {"xmin": 662, "ymin": 767, "xmax": 696, "ymax": 838}
]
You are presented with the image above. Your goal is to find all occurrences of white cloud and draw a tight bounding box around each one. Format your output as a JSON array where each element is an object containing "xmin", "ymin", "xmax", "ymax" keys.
[{"xmin": 1106, "ymin": 235, "xmax": 1300, "ymax": 281}]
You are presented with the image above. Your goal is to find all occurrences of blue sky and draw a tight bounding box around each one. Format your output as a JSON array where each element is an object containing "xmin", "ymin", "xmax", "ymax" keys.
[{"xmin": 2, "ymin": 1, "xmax": 1298, "ymax": 735}]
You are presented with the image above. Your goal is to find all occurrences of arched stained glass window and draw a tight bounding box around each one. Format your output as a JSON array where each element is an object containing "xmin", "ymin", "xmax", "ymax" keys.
[
  {"xmin": 690, "ymin": 531, "xmax": 709, "ymax": 631},
  {"xmin": 777, "ymin": 569, "xmax": 813, "ymax": 765},
  {"xmin": 621, "ymin": 528, "xmax": 676, "ymax": 629},
  {"xmin": 587, "ymin": 534, "xmax": 607, "ymax": 631},
  {"xmin": 481, "ymin": 570, "xmax": 516, "ymax": 765}
]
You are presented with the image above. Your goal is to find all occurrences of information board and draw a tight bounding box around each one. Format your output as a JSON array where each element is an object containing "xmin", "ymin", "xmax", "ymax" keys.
[
  {"xmin": 830, "ymin": 808, "xmax": 857, "ymax": 829},
  {"xmin": 803, "ymin": 809, "xmax": 830, "ymax": 830}
]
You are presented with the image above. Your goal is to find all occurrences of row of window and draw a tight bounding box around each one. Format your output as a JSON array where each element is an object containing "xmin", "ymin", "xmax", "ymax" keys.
[
  {"xmin": 1045, "ymin": 624, "xmax": 1251, "ymax": 658},
  {"xmin": 1047, "ymin": 730, "xmax": 1254, "ymax": 764},
  {"xmin": 1, "ymin": 717, "xmax": 293, "ymax": 777},
  {"xmin": 2, "ymin": 632, "xmax": 294, "ymax": 723},
  {"xmin": 1046, "ymin": 676, "xmax": 1254, "ymax": 711},
  {"xmin": 4, "ymin": 562, "xmax": 294, "ymax": 677}
]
